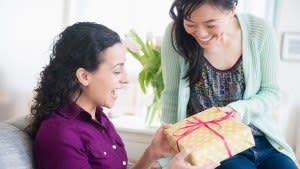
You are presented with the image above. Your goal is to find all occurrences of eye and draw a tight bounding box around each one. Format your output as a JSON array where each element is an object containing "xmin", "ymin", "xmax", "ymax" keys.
[
  {"xmin": 185, "ymin": 24, "xmax": 196, "ymax": 28},
  {"xmin": 184, "ymin": 20, "xmax": 196, "ymax": 28},
  {"xmin": 113, "ymin": 66, "xmax": 122, "ymax": 75},
  {"xmin": 207, "ymin": 25, "xmax": 215, "ymax": 29}
]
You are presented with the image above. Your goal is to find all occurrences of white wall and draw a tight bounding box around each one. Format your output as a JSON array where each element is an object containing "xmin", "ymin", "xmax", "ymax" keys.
[
  {"xmin": 0, "ymin": 0, "xmax": 64, "ymax": 120},
  {"xmin": 276, "ymin": 0, "xmax": 300, "ymax": 160},
  {"xmin": 66, "ymin": 0, "xmax": 173, "ymax": 37},
  {"xmin": 278, "ymin": 0, "xmax": 300, "ymax": 97},
  {"xmin": 0, "ymin": 0, "xmax": 175, "ymax": 121}
]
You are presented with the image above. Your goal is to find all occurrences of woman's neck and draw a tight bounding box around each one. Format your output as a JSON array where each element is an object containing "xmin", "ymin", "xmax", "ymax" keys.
[
  {"xmin": 72, "ymin": 93, "xmax": 97, "ymax": 116},
  {"xmin": 221, "ymin": 15, "xmax": 241, "ymax": 45}
]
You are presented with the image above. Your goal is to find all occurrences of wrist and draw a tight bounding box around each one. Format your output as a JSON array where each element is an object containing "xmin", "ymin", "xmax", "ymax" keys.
[
  {"xmin": 229, "ymin": 107, "xmax": 241, "ymax": 119},
  {"xmin": 132, "ymin": 146, "xmax": 159, "ymax": 169},
  {"xmin": 145, "ymin": 146, "xmax": 159, "ymax": 161}
]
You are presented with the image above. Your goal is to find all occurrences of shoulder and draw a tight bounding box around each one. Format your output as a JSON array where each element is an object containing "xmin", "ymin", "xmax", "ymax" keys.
[
  {"xmin": 238, "ymin": 13, "xmax": 275, "ymax": 43},
  {"xmin": 164, "ymin": 21, "xmax": 173, "ymax": 33},
  {"xmin": 237, "ymin": 13, "xmax": 276, "ymax": 50},
  {"xmin": 238, "ymin": 13, "xmax": 272, "ymax": 30},
  {"xmin": 162, "ymin": 21, "xmax": 178, "ymax": 54},
  {"xmin": 162, "ymin": 22, "xmax": 174, "ymax": 44},
  {"xmin": 34, "ymin": 115, "xmax": 94, "ymax": 169},
  {"xmin": 35, "ymin": 114, "xmax": 82, "ymax": 147}
]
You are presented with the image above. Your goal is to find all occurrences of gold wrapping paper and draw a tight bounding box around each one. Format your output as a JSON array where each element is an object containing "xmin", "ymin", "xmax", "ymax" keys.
[{"xmin": 164, "ymin": 107, "xmax": 255, "ymax": 166}]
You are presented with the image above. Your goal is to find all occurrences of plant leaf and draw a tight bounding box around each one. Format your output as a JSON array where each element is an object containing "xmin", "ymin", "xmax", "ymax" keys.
[{"xmin": 138, "ymin": 70, "xmax": 147, "ymax": 93}]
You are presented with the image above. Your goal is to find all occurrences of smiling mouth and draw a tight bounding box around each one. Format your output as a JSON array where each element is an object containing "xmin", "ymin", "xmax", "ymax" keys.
[
  {"xmin": 198, "ymin": 36, "xmax": 214, "ymax": 43},
  {"xmin": 112, "ymin": 87, "xmax": 124, "ymax": 100},
  {"xmin": 111, "ymin": 90, "xmax": 118, "ymax": 100}
]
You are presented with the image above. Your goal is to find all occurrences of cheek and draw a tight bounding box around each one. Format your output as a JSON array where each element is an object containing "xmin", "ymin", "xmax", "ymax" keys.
[
  {"xmin": 88, "ymin": 79, "xmax": 109, "ymax": 96},
  {"xmin": 183, "ymin": 25, "xmax": 194, "ymax": 35},
  {"xmin": 214, "ymin": 23, "xmax": 227, "ymax": 33},
  {"xmin": 207, "ymin": 27, "xmax": 221, "ymax": 35},
  {"xmin": 88, "ymin": 83, "xmax": 104, "ymax": 98}
]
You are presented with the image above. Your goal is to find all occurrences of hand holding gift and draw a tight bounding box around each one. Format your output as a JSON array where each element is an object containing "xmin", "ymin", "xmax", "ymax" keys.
[
  {"xmin": 218, "ymin": 106, "xmax": 241, "ymax": 120},
  {"xmin": 164, "ymin": 107, "xmax": 255, "ymax": 167}
]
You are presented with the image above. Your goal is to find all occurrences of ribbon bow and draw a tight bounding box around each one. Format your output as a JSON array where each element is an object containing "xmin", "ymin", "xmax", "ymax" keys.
[{"xmin": 173, "ymin": 111, "xmax": 234, "ymax": 157}]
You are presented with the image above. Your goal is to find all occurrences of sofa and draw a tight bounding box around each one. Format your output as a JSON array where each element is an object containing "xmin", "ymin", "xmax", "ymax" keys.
[
  {"xmin": 0, "ymin": 116, "xmax": 138, "ymax": 169},
  {"xmin": 0, "ymin": 116, "xmax": 34, "ymax": 169},
  {"xmin": 0, "ymin": 115, "xmax": 144, "ymax": 169}
]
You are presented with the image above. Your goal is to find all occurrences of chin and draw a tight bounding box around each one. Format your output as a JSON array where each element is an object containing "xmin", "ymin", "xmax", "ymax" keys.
[
  {"xmin": 201, "ymin": 40, "xmax": 218, "ymax": 48},
  {"xmin": 104, "ymin": 102, "xmax": 115, "ymax": 109},
  {"xmin": 199, "ymin": 43, "xmax": 214, "ymax": 49},
  {"xmin": 103, "ymin": 104, "xmax": 112, "ymax": 109}
]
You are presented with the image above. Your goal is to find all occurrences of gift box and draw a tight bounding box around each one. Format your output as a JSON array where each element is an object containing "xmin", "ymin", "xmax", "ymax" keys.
[{"xmin": 164, "ymin": 107, "xmax": 255, "ymax": 166}]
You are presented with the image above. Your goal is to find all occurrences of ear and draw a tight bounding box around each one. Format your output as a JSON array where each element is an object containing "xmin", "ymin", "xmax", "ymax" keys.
[
  {"xmin": 227, "ymin": 7, "xmax": 236, "ymax": 19},
  {"xmin": 231, "ymin": 4, "xmax": 237, "ymax": 15},
  {"xmin": 76, "ymin": 68, "xmax": 90, "ymax": 87}
]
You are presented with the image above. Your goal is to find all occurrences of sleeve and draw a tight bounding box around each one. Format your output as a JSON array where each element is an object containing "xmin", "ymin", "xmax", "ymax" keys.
[
  {"xmin": 158, "ymin": 22, "xmax": 182, "ymax": 168},
  {"xmin": 228, "ymin": 23, "xmax": 280, "ymax": 123},
  {"xmin": 160, "ymin": 22, "xmax": 182, "ymax": 124},
  {"xmin": 35, "ymin": 127, "xmax": 92, "ymax": 169}
]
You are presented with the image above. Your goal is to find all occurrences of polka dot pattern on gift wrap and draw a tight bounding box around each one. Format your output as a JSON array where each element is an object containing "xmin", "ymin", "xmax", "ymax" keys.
[{"xmin": 164, "ymin": 107, "xmax": 255, "ymax": 166}]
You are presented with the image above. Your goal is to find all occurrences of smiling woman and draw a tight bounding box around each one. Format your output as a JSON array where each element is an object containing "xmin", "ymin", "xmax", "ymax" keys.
[
  {"xmin": 25, "ymin": 21, "xmax": 219, "ymax": 169},
  {"xmin": 159, "ymin": 0, "xmax": 298, "ymax": 168},
  {"xmin": 26, "ymin": 22, "xmax": 130, "ymax": 169},
  {"xmin": 75, "ymin": 43, "xmax": 128, "ymax": 110}
]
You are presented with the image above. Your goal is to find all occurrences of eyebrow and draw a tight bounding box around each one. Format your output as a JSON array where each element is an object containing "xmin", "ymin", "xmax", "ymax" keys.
[
  {"xmin": 185, "ymin": 18, "xmax": 218, "ymax": 24},
  {"xmin": 113, "ymin": 63, "xmax": 124, "ymax": 68}
]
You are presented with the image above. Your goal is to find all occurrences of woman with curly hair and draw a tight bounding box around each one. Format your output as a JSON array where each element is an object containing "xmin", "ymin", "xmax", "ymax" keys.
[{"xmin": 27, "ymin": 22, "xmax": 219, "ymax": 169}]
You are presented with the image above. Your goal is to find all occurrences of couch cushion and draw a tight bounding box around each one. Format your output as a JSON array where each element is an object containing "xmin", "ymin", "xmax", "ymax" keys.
[
  {"xmin": 6, "ymin": 115, "xmax": 30, "ymax": 131},
  {"xmin": 0, "ymin": 123, "xmax": 34, "ymax": 169}
]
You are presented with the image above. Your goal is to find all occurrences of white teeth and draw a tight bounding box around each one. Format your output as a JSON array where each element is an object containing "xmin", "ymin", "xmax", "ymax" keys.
[
  {"xmin": 112, "ymin": 89, "xmax": 120, "ymax": 98},
  {"xmin": 199, "ymin": 36, "xmax": 213, "ymax": 42}
]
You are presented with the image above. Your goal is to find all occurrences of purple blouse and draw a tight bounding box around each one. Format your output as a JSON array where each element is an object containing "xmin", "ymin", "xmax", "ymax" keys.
[{"xmin": 34, "ymin": 101, "xmax": 128, "ymax": 169}]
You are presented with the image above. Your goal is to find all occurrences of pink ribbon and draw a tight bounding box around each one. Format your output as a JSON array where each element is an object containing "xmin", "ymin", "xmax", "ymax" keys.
[{"xmin": 173, "ymin": 111, "xmax": 234, "ymax": 157}]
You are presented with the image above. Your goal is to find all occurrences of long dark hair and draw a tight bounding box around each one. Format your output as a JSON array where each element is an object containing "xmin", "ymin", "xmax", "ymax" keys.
[
  {"xmin": 169, "ymin": 0, "xmax": 238, "ymax": 85},
  {"xmin": 26, "ymin": 22, "xmax": 121, "ymax": 137}
]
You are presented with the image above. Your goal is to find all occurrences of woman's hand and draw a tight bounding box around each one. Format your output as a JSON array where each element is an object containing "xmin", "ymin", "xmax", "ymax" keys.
[
  {"xmin": 167, "ymin": 148, "xmax": 220, "ymax": 169},
  {"xmin": 131, "ymin": 124, "xmax": 176, "ymax": 169},
  {"xmin": 147, "ymin": 124, "xmax": 176, "ymax": 160},
  {"xmin": 218, "ymin": 106, "xmax": 241, "ymax": 120},
  {"xmin": 133, "ymin": 125, "xmax": 219, "ymax": 169}
]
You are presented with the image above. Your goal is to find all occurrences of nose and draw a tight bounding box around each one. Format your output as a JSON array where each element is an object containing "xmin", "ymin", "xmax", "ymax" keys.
[
  {"xmin": 121, "ymin": 71, "xmax": 129, "ymax": 84},
  {"xmin": 195, "ymin": 27, "xmax": 209, "ymax": 38}
]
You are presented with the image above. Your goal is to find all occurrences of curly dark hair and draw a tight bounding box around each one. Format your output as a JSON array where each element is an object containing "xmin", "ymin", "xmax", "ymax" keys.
[
  {"xmin": 169, "ymin": 0, "xmax": 238, "ymax": 85},
  {"xmin": 26, "ymin": 22, "xmax": 121, "ymax": 137}
]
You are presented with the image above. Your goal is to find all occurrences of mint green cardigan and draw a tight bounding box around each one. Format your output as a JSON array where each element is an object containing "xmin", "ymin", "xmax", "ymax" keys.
[{"xmin": 159, "ymin": 13, "xmax": 297, "ymax": 167}]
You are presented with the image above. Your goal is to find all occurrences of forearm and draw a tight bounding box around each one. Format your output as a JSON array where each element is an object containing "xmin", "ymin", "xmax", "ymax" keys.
[{"xmin": 131, "ymin": 146, "xmax": 158, "ymax": 169}]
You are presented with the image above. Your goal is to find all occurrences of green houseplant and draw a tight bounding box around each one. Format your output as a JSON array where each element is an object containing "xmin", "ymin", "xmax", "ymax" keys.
[{"xmin": 124, "ymin": 30, "xmax": 164, "ymax": 126}]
